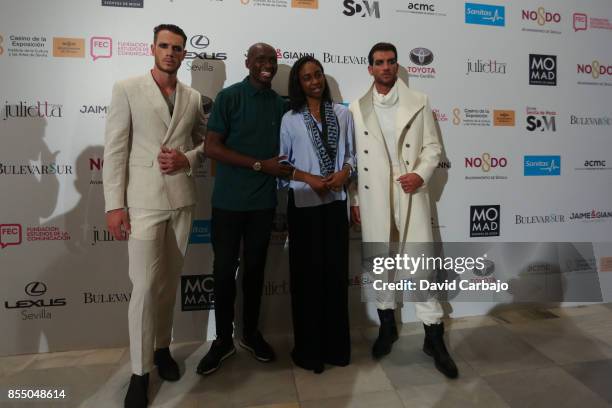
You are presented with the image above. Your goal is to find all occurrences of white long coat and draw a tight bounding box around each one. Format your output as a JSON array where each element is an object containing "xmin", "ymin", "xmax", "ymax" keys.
[{"xmin": 349, "ymin": 79, "xmax": 441, "ymax": 244}]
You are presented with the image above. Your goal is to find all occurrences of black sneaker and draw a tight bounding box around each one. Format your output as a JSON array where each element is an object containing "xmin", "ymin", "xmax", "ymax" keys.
[
  {"xmin": 124, "ymin": 373, "xmax": 148, "ymax": 408},
  {"xmin": 239, "ymin": 331, "xmax": 276, "ymax": 362},
  {"xmin": 196, "ymin": 338, "xmax": 236, "ymax": 375},
  {"xmin": 154, "ymin": 347, "xmax": 180, "ymax": 381}
]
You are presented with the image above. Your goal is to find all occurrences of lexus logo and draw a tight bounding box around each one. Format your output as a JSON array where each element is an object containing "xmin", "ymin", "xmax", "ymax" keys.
[
  {"xmin": 409, "ymin": 47, "xmax": 434, "ymax": 66},
  {"xmin": 25, "ymin": 281, "xmax": 47, "ymax": 297},
  {"xmin": 189, "ymin": 35, "xmax": 210, "ymax": 49}
]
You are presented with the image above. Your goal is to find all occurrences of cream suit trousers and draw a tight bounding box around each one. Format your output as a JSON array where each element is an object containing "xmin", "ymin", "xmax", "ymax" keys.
[
  {"xmin": 127, "ymin": 206, "xmax": 194, "ymax": 375},
  {"xmin": 375, "ymin": 165, "xmax": 443, "ymax": 325}
]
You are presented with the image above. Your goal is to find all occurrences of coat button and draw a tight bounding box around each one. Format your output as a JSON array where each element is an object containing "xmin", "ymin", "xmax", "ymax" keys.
[
  {"xmin": 364, "ymin": 150, "xmax": 368, "ymax": 154},
  {"xmin": 364, "ymin": 131, "xmax": 369, "ymax": 135},
  {"xmin": 365, "ymin": 185, "xmax": 369, "ymax": 189},
  {"xmin": 405, "ymin": 160, "xmax": 410, "ymax": 165},
  {"xmin": 364, "ymin": 167, "xmax": 368, "ymax": 171},
  {"xmin": 405, "ymin": 143, "xmax": 410, "ymax": 148}
]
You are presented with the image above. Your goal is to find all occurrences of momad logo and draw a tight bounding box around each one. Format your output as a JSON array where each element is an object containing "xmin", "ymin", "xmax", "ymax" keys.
[
  {"xmin": 529, "ymin": 54, "xmax": 557, "ymax": 86},
  {"xmin": 470, "ymin": 205, "xmax": 500, "ymax": 237},
  {"xmin": 524, "ymin": 155, "xmax": 561, "ymax": 176},
  {"xmin": 465, "ymin": 3, "xmax": 505, "ymax": 27},
  {"xmin": 343, "ymin": 0, "xmax": 380, "ymax": 18},
  {"xmin": 0, "ymin": 224, "xmax": 22, "ymax": 249},
  {"xmin": 181, "ymin": 275, "xmax": 214, "ymax": 311}
]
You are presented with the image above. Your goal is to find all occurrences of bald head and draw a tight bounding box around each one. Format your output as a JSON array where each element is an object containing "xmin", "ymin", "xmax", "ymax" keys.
[{"xmin": 245, "ymin": 42, "xmax": 278, "ymax": 88}]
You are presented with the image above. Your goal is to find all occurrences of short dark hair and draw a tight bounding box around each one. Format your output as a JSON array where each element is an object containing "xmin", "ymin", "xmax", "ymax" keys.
[
  {"xmin": 153, "ymin": 24, "xmax": 187, "ymax": 47},
  {"xmin": 288, "ymin": 56, "xmax": 332, "ymax": 112},
  {"xmin": 368, "ymin": 42, "xmax": 398, "ymax": 66}
]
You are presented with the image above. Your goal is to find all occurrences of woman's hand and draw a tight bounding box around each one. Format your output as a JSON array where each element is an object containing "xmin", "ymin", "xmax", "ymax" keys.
[{"xmin": 322, "ymin": 166, "xmax": 350, "ymax": 192}]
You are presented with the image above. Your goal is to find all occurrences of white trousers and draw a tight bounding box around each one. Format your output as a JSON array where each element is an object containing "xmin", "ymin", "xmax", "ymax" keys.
[
  {"xmin": 375, "ymin": 165, "xmax": 443, "ymax": 325},
  {"xmin": 127, "ymin": 206, "xmax": 194, "ymax": 375}
]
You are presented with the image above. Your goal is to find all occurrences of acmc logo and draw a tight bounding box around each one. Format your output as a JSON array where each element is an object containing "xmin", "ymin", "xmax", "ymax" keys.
[{"xmin": 25, "ymin": 281, "xmax": 47, "ymax": 297}]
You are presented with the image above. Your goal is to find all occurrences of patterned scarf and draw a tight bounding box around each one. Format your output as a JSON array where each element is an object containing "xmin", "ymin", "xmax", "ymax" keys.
[{"xmin": 301, "ymin": 101, "xmax": 340, "ymax": 177}]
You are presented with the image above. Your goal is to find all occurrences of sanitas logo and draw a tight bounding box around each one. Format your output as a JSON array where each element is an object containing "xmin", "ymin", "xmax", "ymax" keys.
[
  {"xmin": 3, "ymin": 100, "xmax": 62, "ymax": 120},
  {"xmin": 343, "ymin": 0, "xmax": 380, "ymax": 18},
  {"xmin": 529, "ymin": 54, "xmax": 556, "ymax": 86},
  {"xmin": 465, "ymin": 3, "xmax": 505, "ymax": 27},
  {"xmin": 189, "ymin": 219, "xmax": 211, "ymax": 244},
  {"xmin": 470, "ymin": 205, "xmax": 500, "ymax": 237},
  {"xmin": 524, "ymin": 155, "xmax": 561, "ymax": 176}
]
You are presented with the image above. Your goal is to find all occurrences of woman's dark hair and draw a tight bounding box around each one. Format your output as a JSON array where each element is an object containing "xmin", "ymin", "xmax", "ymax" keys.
[{"xmin": 288, "ymin": 56, "xmax": 332, "ymax": 112}]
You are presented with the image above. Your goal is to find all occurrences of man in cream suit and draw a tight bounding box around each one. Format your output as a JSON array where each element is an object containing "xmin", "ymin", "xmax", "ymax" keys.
[
  {"xmin": 349, "ymin": 43, "xmax": 458, "ymax": 379},
  {"xmin": 103, "ymin": 24, "xmax": 207, "ymax": 408}
]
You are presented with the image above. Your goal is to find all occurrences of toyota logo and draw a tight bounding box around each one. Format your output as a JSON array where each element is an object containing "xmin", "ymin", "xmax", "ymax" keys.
[
  {"xmin": 190, "ymin": 35, "xmax": 210, "ymax": 49},
  {"xmin": 409, "ymin": 47, "xmax": 434, "ymax": 66},
  {"xmin": 25, "ymin": 281, "xmax": 47, "ymax": 297}
]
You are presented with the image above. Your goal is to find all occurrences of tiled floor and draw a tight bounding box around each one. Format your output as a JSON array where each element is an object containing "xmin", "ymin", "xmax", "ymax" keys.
[{"xmin": 2, "ymin": 304, "xmax": 612, "ymax": 407}]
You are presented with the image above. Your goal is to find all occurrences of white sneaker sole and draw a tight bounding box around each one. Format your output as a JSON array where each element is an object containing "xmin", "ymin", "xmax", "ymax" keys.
[
  {"xmin": 239, "ymin": 340, "xmax": 273, "ymax": 362},
  {"xmin": 197, "ymin": 347, "xmax": 236, "ymax": 375}
]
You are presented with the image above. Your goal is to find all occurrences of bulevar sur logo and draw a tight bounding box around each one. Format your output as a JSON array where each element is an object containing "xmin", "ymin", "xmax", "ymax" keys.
[
  {"xmin": 0, "ymin": 224, "xmax": 22, "ymax": 248},
  {"xmin": 90, "ymin": 36, "xmax": 112, "ymax": 61},
  {"xmin": 25, "ymin": 281, "xmax": 47, "ymax": 296}
]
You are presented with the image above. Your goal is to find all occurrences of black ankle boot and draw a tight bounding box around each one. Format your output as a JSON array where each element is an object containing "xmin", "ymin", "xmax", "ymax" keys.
[
  {"xmin": 423, "ymin": 323, "xmax": 458, "ymax": 379},
  {"xmin": 372, "ymin": 309, "xmax": 399, "ymax": 359},
  {"xmin": 124, "ymin": 373, "xmax": 149, "ymax": 408},
  {"xmin": 154, "ymin": 347, "xmax": 180, "ymax": 381}
]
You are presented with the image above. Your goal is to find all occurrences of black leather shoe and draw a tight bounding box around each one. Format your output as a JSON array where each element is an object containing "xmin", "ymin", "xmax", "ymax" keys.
[
  {"xmin": 239, "ymin": 331, "xmax": 276, "ymax": 362},
  {"xmin": 372, "ymin": 309, "xmax": 398, "ymax": 359},
  {"xmin": 154, "ymin": 347, "xmax": 180, "ymax": 381},
  {"xmin": 124, "ymin": 373, "xmax": 148, "ymax": 408},
  {"xmin": 291, "ymin": 350, "xmax": 324, "ymax": 374},
  {"xmin": 423, "ymin": 322, "xmax": 459, "ymax": 379},
  {"xmin": 196, "ymin": 338, "xmax": 236, "ymax": 375}
]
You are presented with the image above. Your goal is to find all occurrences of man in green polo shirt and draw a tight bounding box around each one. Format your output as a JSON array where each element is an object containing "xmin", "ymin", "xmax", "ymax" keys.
[{"xmin": 196, "ymin": 43, "xmax": 292, "ymax": 375}]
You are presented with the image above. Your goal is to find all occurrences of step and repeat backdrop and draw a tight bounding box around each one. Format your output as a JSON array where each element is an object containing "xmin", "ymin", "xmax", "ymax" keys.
[{"xmin": 1, "ymin": 0, "xmax": 612, "ymax": 355}]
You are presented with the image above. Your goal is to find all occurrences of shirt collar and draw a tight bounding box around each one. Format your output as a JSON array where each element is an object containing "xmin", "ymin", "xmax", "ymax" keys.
[{"xmin": 244, "ymin": 76, "xmax": 273, "ymax": 96}]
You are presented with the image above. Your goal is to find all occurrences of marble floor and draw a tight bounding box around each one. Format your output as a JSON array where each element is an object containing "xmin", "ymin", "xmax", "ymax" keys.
[{"xmin": 2, "ymin": 303, "xmax": 612, "ymax": 408}]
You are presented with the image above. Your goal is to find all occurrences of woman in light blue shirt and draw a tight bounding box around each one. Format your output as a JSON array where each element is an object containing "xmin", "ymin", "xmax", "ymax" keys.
[{"xmin": 280, "ymin": 56, "xmax": 355, "ymax": 374}]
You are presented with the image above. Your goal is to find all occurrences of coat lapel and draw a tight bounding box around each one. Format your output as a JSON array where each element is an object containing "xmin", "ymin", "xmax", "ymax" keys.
[
  {"xmin": 141, "ymin": 73, "xmax": 171, "ymax": 129},
  {"xmin": 358, "ymin": 85, "xmax": 385, "ymax": 144},
  {"xmin": 162, "ymin": 81, "xmax": 189, "ymax": 144},
  {"xmin": 395, "ymin": 79, "xmax": 424, "ymax": 134}
]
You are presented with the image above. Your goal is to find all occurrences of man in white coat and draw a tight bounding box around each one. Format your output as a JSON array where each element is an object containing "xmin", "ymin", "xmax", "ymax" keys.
[
  {"xmin": 103, "ymin": 24, "xmax": 208, "ymax": 407},
  {"xmin": 349, "ymin": 42, "xmax": 457, "ymax": 379}
]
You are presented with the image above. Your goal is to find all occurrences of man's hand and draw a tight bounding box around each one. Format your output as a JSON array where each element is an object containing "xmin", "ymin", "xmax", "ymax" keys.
[
  {"xmin": 106, "ymin": 209, "xmax": 131, "ymax": 241},
  {"xmin": 322, "ymin": 166, "xmax": 351, "ymax": 192},
  {"xmin": 261, "ymin": 155, "xmax": 294, "ymax": 177},
  {"xmin": 350, "ymin": 206, "xmax": 361, "ymax": 225},
  {"xmin": 158, "ymin": 146, "xmax": 189, "ymax": 174},
  {"xmin": 397, "ymin": 172, "xmax": 424, "ymax": 194}
]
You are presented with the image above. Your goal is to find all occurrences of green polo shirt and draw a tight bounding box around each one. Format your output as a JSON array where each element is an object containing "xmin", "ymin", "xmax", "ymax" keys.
[{"xmin": 208, "ymin": 77, "xmax": 287, "ymax": 211}]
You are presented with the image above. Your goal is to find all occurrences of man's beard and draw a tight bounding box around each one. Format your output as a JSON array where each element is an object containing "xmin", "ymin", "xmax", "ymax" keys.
[{"xmin": 155, "ymin": 60, "xmax": 180, "ymax": 75}]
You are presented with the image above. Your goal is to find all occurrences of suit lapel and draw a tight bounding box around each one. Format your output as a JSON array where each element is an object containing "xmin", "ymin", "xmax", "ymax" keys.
[
  {"xmin": 162, "ymin": 81, "xmax": 189, "ymax": 144},
  {"xmin": 141, "ymin": 73, "xmax": 171, "ymax": 129}
]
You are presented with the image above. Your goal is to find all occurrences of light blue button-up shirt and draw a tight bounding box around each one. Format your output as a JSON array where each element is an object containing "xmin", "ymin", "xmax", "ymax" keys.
[{"xmin": 279, "ymin": 103, "xmax": 356, "ymax": 208}]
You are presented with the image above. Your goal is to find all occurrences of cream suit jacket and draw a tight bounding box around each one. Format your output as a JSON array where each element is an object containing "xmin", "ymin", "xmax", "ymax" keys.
[
  {"xmin": 349, "ymin": 79, "xmax": 441, "ymax": 243},
  {"xmin": 103, "ymin": 73, "xmax": 206, "ymax": 212}
]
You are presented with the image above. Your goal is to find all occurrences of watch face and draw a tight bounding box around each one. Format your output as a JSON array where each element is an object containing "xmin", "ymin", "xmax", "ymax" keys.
[{"xmin": 253, "ymin": 161, "xmax": 262, "ymax": 171}]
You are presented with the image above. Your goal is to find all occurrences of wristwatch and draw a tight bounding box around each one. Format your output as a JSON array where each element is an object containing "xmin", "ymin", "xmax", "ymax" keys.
[{"xmin": 252, "ymin": 161, "xmax": 262, "ymax": 172}]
